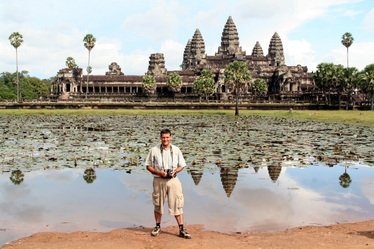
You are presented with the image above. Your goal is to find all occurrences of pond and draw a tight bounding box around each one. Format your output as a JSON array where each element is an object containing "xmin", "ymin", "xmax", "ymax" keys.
[{"xmin": 0, "ymin": 114, "xmax": 373, "ymax": 245}]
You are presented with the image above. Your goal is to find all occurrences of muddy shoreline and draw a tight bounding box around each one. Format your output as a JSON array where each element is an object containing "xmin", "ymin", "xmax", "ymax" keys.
[{"xmin": 3, "ymin": 220, "xmax": 374, "ymax": 249}]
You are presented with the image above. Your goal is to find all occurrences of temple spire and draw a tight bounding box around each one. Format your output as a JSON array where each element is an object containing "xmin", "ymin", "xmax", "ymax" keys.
[
  {"xmin": 189, "ymin": 29, "xmax": 206, "ymax": 70},
  {"xmin": 267, "ymin": 32, "xmax": 285, "ymax": 66},
  {"xmin": 252, "ymin": 41, "xmax": 264, "ymax": 57},
  {"xmin": 182, "ymin": 39, "xmax": 192, "ymax": 70},
  {"xmin": 216, "ymin": 16, "xmax": 245, "ymax": 57}
]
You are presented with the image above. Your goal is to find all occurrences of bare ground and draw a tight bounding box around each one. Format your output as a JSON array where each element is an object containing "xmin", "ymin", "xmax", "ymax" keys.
[{"xmin": 2, "ymin": 220, "xmax": 374, "ymax": 249}]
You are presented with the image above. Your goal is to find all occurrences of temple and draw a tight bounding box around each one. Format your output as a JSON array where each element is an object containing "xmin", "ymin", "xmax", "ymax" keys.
[{"xmin": 51, "ymin": 16, "xmax": 314, "ymax": 100}]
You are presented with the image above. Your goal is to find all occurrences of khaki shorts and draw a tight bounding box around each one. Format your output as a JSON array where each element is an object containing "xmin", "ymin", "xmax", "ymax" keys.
[{"xmin": 152, "ymin": 177, "xmax": 184, "ymax": 216}]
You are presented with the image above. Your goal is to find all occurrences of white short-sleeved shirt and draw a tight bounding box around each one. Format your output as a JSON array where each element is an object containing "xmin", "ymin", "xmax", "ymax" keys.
[{"xmin": 145, "ymin": 144, "xmax": 186, "ymax": 176}]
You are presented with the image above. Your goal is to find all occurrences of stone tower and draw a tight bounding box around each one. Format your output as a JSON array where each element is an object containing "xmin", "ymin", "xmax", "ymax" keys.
[
  {"xmin": 267, "ymin": 32, "xmax": 285, "ymax": 66},
  {"xmin": 189, "ymin": 29, "xmax": 206, "ymax": 70},
  {"xmin": 147, "ymin": 53, "xmax": 167, "ymax": 76},
  {"xmin": 251, "ymin": 41, "xmax": 264, "ymax": 57},
  {"xmin": 216, "ymin": 16, "xmax": 245, "ymax": 57},
  {"xmin": 182, "ymin": 39, "xmax": 192, "ymax": 70},
  {"xmin": 105, "ymin": 62, "xmax": 124, "ymax": 76}
]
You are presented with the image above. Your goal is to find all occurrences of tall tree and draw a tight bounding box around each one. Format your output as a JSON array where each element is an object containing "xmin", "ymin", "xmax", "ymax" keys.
[
  {"xmin": 361, "ymin": 64, "xmax": 374, "ymax": 110},
  {"xmin": 9, "ymin": 32, "xmax": 23, "ymax": 102},
  {"xmin": 341, "ymin": 67, "xmax": 360, "ymax": 109},
  {"xmin": 341, "ymin": 32, "xmax": 354, "ymax": 68},
  {"xmin": 10, "ymin": 170, "xmax": 24, "ymax": 185},
  {"xmin": 224, "ymin": 60, "xmax": 251, "ymax": 116},
  {"xmin": 142, "ymin": 74, "xmax": 157, "ymax": 94},
  {"xmin": 331, "ymin": 64, "xmax": 345, "ymax": 109},
  {"xmin": 83, "ymin": 34, "xmax": 96, "ymax": 99},
  {"xmin": 193, "ymin": 69, "xmax": 216, "ymax": 101},
  {"xmin": 315, "ymin": 63, "xmax": 345, "ymax": 108},
  {"xmin": 339, "ymin": 167, "xmax": 351, "ymax": 188}
]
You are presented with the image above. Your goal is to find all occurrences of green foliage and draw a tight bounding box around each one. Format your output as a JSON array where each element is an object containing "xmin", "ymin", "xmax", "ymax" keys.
[
  {"xmin": 361, "ymin": 64, "xmax": 374, "ymax": 110},
  {"xmin": 167, "ymin": 72, "xmax": 182, "ymax": 93},
  {"xmin": 251, "ymin": 79, "xmax": 268, "ymax": 96},
  {"xmin": 193, "ymin": 69, "xmax": 216, "ymax": 100},
  {"xmin": 224, "ymin": 60, "xmax": 252, "ymax": 115},
  {"xmin": 66, "ymin": 57, "xmax": 78, "ymax": 69},
  {"xmin": 142, "ymin": 74, "xmax": 156, "ymax": 94},
  {"xmin": 83, "ymin": 34, "xmax": 96, "ymax": 51},
  {"xmin": 314, "ymin": 63, "xmax": 345, "ymax": 92},
  {"xmin": 0, "ymin": 72, "xmax": 50, "ymax": 101},
  {"xmin": 361, "ymin": 64, "xmax": 374, "ymax": 97},
  {"xmin": 21, "ymin": 77, "xmax": 50, "ymax": 100},
  {"xmin": 341, "ymin": 32, "xmax": 354, "ymax": 48},
  {"xmin": 224, "ymin": 61, "xmax": 251, "ymax": 94},
  {"xmin": 339, "ymin": 172, "xmax": 352, "ymax": 188},
  {"xmin": 9, "ymin": 32, "xmax": 23, "ymax": 49}
]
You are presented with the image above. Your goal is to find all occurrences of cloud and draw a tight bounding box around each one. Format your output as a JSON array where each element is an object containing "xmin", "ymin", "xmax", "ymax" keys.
[
  {"xmin": 361, "ymin": 177, "xmax": 374, "ymax": 205},
  {"xmin": 363, "ymin": 8, "xmax": 374, "ymax": 32},
  {"xmin": 160, "ymin": 40, "xmax": 185, "ymax": 71},
  {"xmin": 122, "ymin": 0, "xmax": 182, "ymax": 43},
  {"xmin": 328, "ymin": 41, "xmax": 374, "ymax": 69},
  {"xmin": 0, "ymin": 0, "xmax": 370, "ymax": 78},
  {"xmin": 284, "ymin": 38, "xmax": 317, "ymax": 70}
]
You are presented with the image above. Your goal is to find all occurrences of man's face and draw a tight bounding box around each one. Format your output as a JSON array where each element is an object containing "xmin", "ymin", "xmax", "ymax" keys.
[{"xmin": 160, "ymin": 133, "xmax": 171, "ymax": 147}]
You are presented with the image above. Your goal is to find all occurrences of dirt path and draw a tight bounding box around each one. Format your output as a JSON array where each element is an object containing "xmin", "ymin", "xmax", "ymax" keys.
[{"xmin": 3, "ymin": 220, "xmax": 374, "ymax": 249}]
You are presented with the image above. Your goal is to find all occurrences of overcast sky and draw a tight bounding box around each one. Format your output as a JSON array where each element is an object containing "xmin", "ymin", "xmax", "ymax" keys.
[{"xmin": 1, "ymin": 0, "xmax": 373, "ymax": 79}]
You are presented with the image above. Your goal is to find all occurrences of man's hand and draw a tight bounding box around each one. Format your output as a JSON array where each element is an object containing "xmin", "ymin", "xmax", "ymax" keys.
[{"xmin": 160, "ymin": 170, "xmax": 168, "ymax": 178}]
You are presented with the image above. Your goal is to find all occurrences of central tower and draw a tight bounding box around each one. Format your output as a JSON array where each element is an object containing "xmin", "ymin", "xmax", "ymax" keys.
[{"xmin": 216, "ymin": 16, "xmax": 245, "ymax": 57}]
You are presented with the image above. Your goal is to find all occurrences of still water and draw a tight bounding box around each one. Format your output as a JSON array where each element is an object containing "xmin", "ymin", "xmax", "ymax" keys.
[
  {"xmin": 1, "ymin": 164, "xmax": 374, "ymax": 245},
  {"xmin": 0, "ymin": 114, "xmax": 373, "ymax": 245}
]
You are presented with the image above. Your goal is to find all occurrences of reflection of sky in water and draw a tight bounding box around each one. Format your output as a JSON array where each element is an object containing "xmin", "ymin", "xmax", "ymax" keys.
[{"xmin": 1, "ymin": 165, "xmax": 374, "ymax": 245}]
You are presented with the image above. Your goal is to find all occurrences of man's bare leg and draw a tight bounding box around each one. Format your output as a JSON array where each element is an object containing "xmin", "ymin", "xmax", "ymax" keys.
[
  {"xmin": 175, "ymin": 214, "xmax": 191, "ymax": 239},
  {"xmin": 155, "ymin": 211, "xmax": 162, "ymax": 223},
  {"xmin": 151, "ymin": 211, "xmax": 162, "ymax": 236}
]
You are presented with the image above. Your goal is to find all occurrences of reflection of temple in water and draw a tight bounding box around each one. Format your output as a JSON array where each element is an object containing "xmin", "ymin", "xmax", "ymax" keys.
[
  {"xmin": 220, "ymin": 167, "xmax": 239, "ymax": 197},
  {"xmin": 189, "ymin": 169, "xmax": 203, "ymax": 186},
  {"xmin": 267, "ymin": 165, "xmax": 282, "ymax": 183}
]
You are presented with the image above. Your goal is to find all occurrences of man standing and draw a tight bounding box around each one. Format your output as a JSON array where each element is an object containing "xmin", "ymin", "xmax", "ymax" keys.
[{"xmin": 145, "ymin": 129, "xmax": 191, "ymax": 239}]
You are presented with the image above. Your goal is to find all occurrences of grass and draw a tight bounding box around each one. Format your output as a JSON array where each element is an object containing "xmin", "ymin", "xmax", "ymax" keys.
[{"xmin": 0, "ymin": 109, "xmax": 373, "ymax": 127}]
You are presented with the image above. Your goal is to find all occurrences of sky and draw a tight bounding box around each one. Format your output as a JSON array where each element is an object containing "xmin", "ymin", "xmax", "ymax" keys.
[{"xmin": 0, "ymin": 0, "xmax": 373, "ymax": 79}]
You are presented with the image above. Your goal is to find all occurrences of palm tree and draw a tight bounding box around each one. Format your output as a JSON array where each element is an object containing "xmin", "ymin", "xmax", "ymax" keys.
[
  {"xmin": 167, "ymin": 72, "xmax": 182, "ymax": 99},
  {"xmin": 339, "ymin": 167, "xmax": 351, "ymax": 188},
  {"xmin": 65, "ymin": 56, "xmax": 77, "ymax": 69},
  {"xmin": 142, "ymin": 74, "xmax": 157, "ymax": 95},
  {"xmin": 10, "ymin": 169, "xmax": 24, "ymax": 185},
  {"xmin": 224, "ymin": 60, "xmax": 252, "ymax": 115},
  {"xmin": 342, "ymin": 67, "xmax": 360, "ymax": 109},
  {"xmin": 83, "ymin": 34, "xmax": 96, "ymax": 99},
  {"xmin": 9, "ymin": 32, "xmax": 23, "ymax": 102},
  {"xmin": 83, "ymin": 168, "xmax": 96, "ymax": 184},
  {"xmin": 341, "ymin": 32, "xmax": 354, "ymax": 68}
]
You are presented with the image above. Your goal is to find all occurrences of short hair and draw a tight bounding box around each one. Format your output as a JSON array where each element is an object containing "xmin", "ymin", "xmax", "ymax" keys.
[{"xmin": 160, "ymin": 128, "xmax": 172, "ymax": 136}]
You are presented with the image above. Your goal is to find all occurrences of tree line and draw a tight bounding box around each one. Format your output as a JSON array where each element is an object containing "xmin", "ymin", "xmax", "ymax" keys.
[
  {"xmin": 314, "ymin": 63, "xmax": 374, "ymax": 110},
  {"xmin": 0, "ymin": 71, "xmax": 51, "ymax": 101}
]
